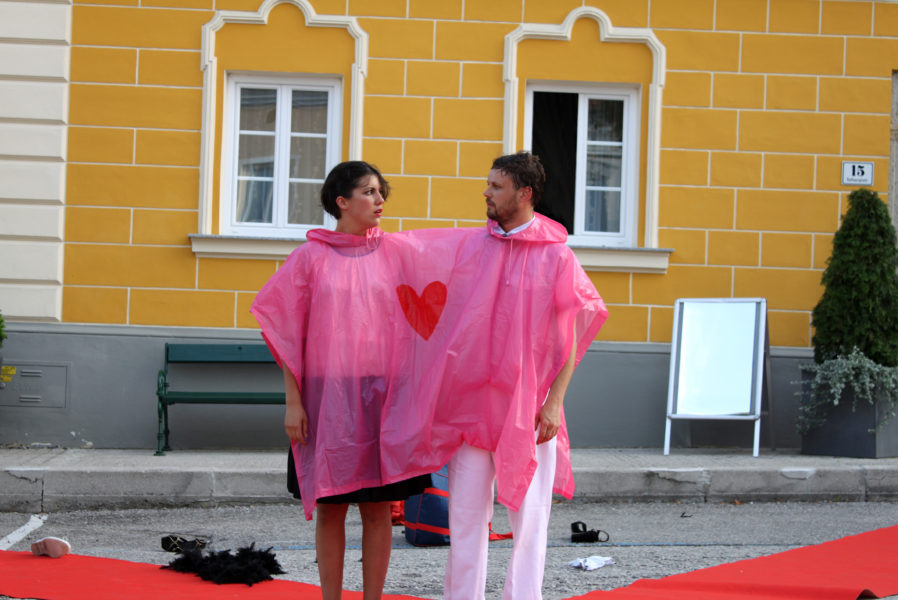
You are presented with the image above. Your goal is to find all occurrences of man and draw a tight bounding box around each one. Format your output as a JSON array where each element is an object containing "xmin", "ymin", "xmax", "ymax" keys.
[{"xmin": 443, "ymin": 152, "xmax": 608, "ymax": 600}]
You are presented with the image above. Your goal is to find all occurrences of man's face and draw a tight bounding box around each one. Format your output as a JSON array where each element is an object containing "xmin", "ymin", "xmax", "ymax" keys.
[{"xmin": 484, "ymin": 169, "xmax": 529, "ymax": 225}]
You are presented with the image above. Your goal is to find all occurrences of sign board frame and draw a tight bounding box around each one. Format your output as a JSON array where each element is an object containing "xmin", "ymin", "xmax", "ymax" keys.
[{"xmin": 663, "ymin": 298, "xmax": 772, "ymax": 457}]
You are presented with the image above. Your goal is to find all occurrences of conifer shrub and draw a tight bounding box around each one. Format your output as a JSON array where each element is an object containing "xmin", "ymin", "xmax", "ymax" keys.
[{"xmin": 811, "ymin": 188, "xmax": 898, "ymax": 367}]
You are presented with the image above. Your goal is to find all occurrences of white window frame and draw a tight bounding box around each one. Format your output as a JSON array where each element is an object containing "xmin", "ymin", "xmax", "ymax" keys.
[
  {"xmin": 524, "ymin": 81, "xmax": 641, "ymax": 249},
  {"xmin": 220, "ymin": 73, "xmax": 342, "ymax": 239}
]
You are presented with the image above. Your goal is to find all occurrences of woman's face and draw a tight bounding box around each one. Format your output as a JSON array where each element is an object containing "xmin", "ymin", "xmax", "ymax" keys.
[{"xmin": 337, "ymin": 174, "xmax": 386, "ymax": 233}]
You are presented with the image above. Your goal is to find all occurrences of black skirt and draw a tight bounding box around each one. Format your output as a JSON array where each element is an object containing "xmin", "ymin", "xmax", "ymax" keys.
[{"xmin": 287, "ymin": 447, "xmax": 431, "ymax": 504}]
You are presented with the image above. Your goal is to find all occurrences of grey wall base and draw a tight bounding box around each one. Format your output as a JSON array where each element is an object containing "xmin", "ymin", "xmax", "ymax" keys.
[
  {"xmin": 565, "ymin": 341, "xmax": 806, "ymax": 450},
  {"xmin": 0, "ymin": 323, "xmax": 810, "ymax": 450}
]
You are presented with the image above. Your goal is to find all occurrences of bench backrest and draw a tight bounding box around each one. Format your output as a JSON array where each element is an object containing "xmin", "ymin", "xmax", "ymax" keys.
[{"xmin": 165, "ymin": 343, "xmax": 276, "ymax": 364}]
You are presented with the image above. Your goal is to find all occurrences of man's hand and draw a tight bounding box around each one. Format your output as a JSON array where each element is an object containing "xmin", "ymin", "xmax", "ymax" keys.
[
  {"xmin": 536, "ymin": 327, "xmax": 577, "ymax": 445},
  {"xmin": 535, "ymin": 396, "xmax": 562, "ymax": 444}
]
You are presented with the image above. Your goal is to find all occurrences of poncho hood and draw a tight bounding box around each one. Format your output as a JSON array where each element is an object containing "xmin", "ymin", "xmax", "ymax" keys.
[
  {"xmin": 487, "ymin": 212, "xmax": 568, "ymax": 244},
  {"xmin": 306, "ymin": 226, "xmax": 385, "ymax": 247}
]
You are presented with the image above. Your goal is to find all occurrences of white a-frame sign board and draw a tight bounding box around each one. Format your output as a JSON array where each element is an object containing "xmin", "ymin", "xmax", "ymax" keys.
[{"xmin": 664, "ymin": 298, "xmax": 772, "ymax": 457}]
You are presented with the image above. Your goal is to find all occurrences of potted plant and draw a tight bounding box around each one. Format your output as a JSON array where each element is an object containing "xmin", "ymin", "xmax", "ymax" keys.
[{"xmin": 798, "ymin": 188, "xmax": 898, "ymax": 457}]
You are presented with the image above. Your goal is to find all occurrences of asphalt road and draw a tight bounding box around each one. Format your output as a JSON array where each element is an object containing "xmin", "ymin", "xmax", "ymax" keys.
[{"xmin": 2, "ymin": 500, "xmax": 898, "ymax": 599}]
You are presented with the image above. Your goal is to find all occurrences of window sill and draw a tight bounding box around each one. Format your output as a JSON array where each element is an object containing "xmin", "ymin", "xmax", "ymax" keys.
[
  {"xmin": 190, "ymin": 234, "xmax": 672, "ymax": 273},
  {"xmin": 190, "ymin": 234, "xmax": 306, "ymax": 260},
  {"xmin": 571, "ymin": 245, "xmax": 672, "ymax": 273}
]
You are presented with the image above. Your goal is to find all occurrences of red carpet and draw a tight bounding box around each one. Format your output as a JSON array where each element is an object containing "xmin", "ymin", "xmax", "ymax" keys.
[
  {"xmin": 0, "ymin": 551, "xmax": 421, "ymax": 600},
  {"xmin": 1, "ymin": 525, "xmax": 897, "ymax": 600},
  {"xmin": 567, "ymin": 524, "xmax": 898, "ymax": 600}
]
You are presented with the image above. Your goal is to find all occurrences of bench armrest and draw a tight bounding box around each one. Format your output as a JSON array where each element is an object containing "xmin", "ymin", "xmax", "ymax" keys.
[{"xmin": 156, "ymin": 369, "xmax": 168, "ymax": 397}]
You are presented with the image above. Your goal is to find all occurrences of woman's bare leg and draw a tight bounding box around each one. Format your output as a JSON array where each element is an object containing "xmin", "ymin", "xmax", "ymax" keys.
[
  {"xmin": 316, "ymin": 503, "xmax": 350, "ymax": 600},
  {"xmin": 358, "ymin": 501, "xmax": 393, "ymax": 600}
]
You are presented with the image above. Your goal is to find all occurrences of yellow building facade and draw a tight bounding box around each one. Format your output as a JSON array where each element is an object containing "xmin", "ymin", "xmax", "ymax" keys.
[{"xmin": 49, "ymin": 0, "xmax": 898, "ymax": 348}]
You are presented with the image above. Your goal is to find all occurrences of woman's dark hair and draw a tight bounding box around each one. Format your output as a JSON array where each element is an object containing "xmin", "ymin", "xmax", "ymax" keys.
[
  {"xmin": 490, "ymin": 151, "xmax": 545, "ymax": 208},
  {"xmin": 320, "ymin": 161, "xmax": 390, "ymax": 220}
]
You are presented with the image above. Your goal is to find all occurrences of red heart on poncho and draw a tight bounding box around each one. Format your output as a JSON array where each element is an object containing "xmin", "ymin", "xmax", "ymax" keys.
[{"xmin": 396, "ymin": 281, "xmax": 447, "ymax": 340}]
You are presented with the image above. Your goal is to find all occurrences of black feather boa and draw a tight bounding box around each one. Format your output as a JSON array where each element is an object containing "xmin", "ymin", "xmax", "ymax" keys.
[{"xmin": 163, "ymin": 543, "xmax": 285, "ymax": 586}]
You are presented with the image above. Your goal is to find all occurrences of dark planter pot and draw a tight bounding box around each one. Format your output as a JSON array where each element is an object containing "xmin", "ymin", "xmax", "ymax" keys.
[{"xmin": 801, "ymin": 388, "xmax": 898, "ymax": 458}]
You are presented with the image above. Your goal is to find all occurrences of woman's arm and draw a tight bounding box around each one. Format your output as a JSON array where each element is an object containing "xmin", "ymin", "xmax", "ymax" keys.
[{"xmin": 283, "ymin": 368, "xmax": 309, "ymax": 445}]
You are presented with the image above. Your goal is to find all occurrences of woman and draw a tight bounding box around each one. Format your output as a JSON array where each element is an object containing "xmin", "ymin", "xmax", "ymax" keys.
[{"xmin": 251, "ymin": 161, "xmax": 430, "ymax": 600}]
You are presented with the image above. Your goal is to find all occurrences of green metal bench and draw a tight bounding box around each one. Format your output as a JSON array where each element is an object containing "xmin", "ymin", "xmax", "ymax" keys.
[{"xmin": 155, "ymin": 342, "xmax": 285, "ymax": 456}]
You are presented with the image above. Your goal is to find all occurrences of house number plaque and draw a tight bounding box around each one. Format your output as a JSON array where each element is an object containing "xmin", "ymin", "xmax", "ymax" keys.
[{"xmin": 841, "ymin": 161, "xmax": 874, "ymax": 186}]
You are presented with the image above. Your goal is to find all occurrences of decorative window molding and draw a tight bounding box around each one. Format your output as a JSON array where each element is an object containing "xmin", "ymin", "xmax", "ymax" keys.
[
  {"xmin": 197, "ymin": 0, "xmax": 368, "ymax": 257},
  {"xmin": 503, "ymin": 6, "xmax": 667, "ymax": 269}
]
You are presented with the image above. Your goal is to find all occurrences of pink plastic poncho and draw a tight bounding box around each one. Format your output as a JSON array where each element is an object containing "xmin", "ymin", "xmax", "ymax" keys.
[
  {"xmin": 251, "ymin": 215, "xmax": 607, "ymax": 519},
  {"xmin": 251, "ymin": 227, "xmax": 422, "ymax": 519},
  {"xmin": 390, "ymin": 214, "xmax": 608, "ymax": 509}
]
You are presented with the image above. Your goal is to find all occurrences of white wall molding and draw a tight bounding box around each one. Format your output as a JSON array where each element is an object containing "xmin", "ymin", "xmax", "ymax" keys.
[
  {"xmin": 0, "ymin": 240, "xmax": 63, "ymax": 283},
  {"xmin": 0, "ymin": 162, "xmax": 65, "ymax": 202},
  {"xmin": 0, "ymin": 42, "xmax": 69, "ymax": 80},
  {"xmin": 0, "ymin": 205, "xmax": 64, "ymax": 240},
  {"xmin": 0, "ymin": 284, "xmax": 61, "ymax": 321},
  {"xmin": 0, "ymin": 0, "xmax": 70, "ymax": 322},
  {"xmin": 0, "ymin": 81, "xmax": 68, "ymax": 122},
  {"xmin": 0, "ymin": 1, "xmax": 71, "ymax": 43},
  {"xmin": 0, "ymin": 124, "xmax": 66, "ymax": 160}
]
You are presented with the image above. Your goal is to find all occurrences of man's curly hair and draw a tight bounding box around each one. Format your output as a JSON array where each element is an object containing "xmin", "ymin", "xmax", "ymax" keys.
[{"xmin": 490, "ymin": 151, "xmax": 546, "ymax": 208}]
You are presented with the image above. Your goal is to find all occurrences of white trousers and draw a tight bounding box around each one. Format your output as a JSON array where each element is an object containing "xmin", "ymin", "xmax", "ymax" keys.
[{"xmin": 444, "ymin": 437, "xmax": 557, "ymax": 600}]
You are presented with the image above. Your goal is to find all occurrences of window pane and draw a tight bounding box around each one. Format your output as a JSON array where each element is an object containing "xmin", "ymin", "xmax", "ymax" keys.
[
  {"xmin": 239, "ymin": 88, "xmax": 276, "ymax": 132},
  {"xmin": 532, "ymin": 91, "xmax": 578, "ymax": 234},
  {"xmin": 586, "ymin": 144, "xmax": 622, "ymax": 188},
  {"xmin": 289, "ymin": 136, "xmax": 328, "ymax": 179},
  {"xmin": 235, "ymin": 179, "xmax": 273, "ymax": 223},
  {"xmin": 587, "ymin": 99, "xmax": 623, "ymax": 142},
  {"xmin": 236, "ymin": 132, "xmax": 274, "ymax": 224},
  {"xmin": 291, "ymin": 90, "xmax": 328, "ymax": 134},
  {"xmin": 237, "ymin": 134, "xmax": 275, "ymax": 177},
  {"xmin": 584, "ymin": 189, "xmax": 621, "ymax": 233},
  {"xmin": 288, "ymin": 182, "xmax": 324, "ymax": 225}
]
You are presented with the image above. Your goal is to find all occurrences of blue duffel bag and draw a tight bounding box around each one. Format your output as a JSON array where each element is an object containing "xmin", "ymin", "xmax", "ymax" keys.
[{"xmin": 403, "ymin": 465, "xmax": 450, "ymax": 546}]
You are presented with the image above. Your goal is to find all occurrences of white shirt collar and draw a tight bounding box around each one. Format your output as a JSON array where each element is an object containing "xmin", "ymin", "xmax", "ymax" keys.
[{"xmin": 493, "ymin": 216, "xmax": 535, "ymax": 237}]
